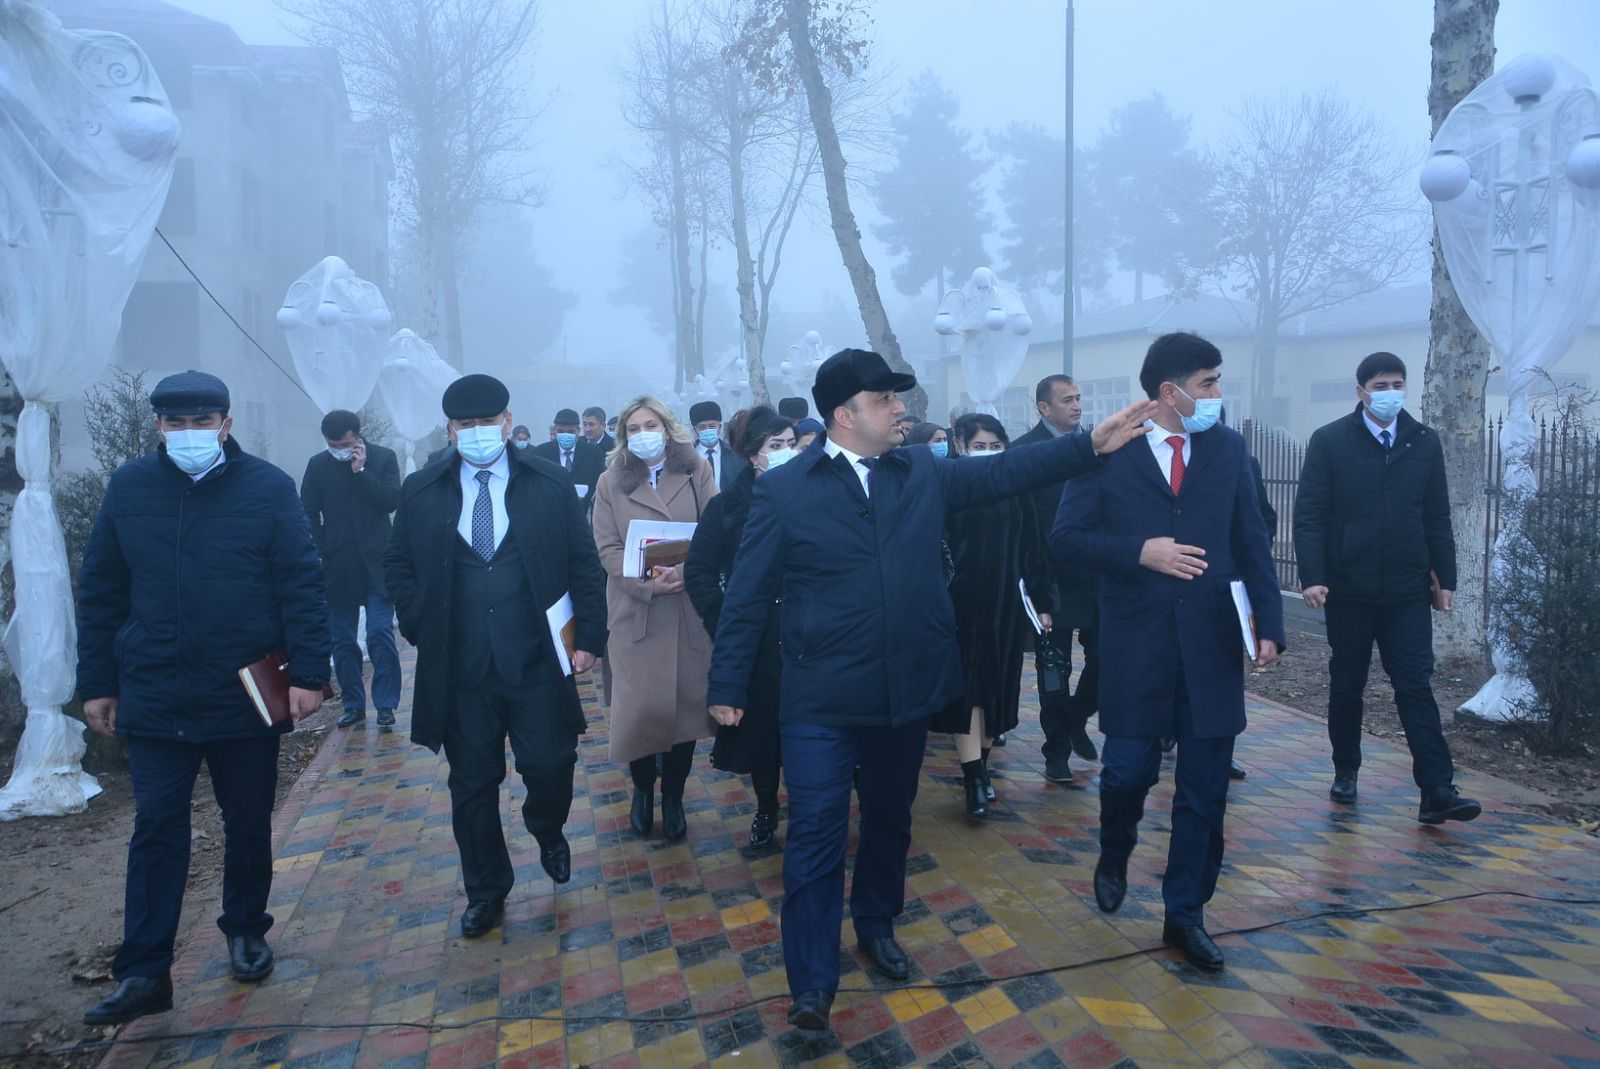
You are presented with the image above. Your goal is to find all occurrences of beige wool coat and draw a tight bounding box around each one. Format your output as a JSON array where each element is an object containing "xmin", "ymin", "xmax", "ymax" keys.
[{"xmin": 591, "ymin": 442, "xmax": 720, "ymax": 765}]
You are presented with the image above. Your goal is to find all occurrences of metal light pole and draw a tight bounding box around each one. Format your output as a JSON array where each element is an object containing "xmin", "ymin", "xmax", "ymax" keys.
[{"xmin": 1063, "ymin": 0, "xmax": 1075, "ymax": 376}]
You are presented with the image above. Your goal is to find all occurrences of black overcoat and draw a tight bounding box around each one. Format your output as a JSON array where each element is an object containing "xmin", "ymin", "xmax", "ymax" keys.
[
  {"xmin": 383, "ymin": 447, "xmax": 608, "ymax": 751},
  {"xmin": 300, "ymin": 442, "xmax": 401, "ymax": 606}
]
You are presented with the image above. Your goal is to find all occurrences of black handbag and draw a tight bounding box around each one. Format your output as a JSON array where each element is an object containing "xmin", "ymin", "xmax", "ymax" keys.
[{"xmin": 1035, "ymin": 628, "xmax": 1071, "ymax": 699}]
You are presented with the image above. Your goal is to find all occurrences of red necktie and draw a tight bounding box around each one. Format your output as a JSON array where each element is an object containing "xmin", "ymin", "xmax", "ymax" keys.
[{"xmin": 1166, "ymin": 435, "xmax": 1186, "ymax": 494}]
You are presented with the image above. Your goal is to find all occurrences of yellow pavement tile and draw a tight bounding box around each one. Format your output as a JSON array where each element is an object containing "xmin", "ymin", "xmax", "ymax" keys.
[
  {"xmin": 883, "ymin": 985, "xmax": 948, "ymax": 1023},
  {"xmin": 1449, "ymin": 992, "xmax": 1564, "ymax": 1027},
  {"xmin": 622, "ymin": 946, "xmax": 680, "ymax": 987},
  {"xmin": 1077, "ymin": 996, "xmax": 1169, "ymax": 1031},
  {"xmin": 952, "ymin": 986, "xmax": 1020, "ymax": 1032},
  {"xmin": 719, "ymin": 899, "xmax": 771, "ymax": 929},
  {"xmin": 957, "ymin": 924, "xmax": 1017, "ymax": 959},
  {"xmin": 1481, "ymin": 973, "xmax": 1584, "ymax": 1006},
  {"xmin": 568, "ymin": 1020, "xmax": 634, "ymax": 1064},
  {"xmin": 639, "ymin": 1027, "xmax": 708, "ymax": 1069}
]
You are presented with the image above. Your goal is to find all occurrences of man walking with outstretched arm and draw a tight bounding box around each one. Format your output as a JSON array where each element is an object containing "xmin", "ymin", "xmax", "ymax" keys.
[{"xmin": 707, "ymin": 348, "xmax": 1156, "ymax": 1031}]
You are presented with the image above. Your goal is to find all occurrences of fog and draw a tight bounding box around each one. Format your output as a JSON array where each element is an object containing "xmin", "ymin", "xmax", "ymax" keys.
[{"xmin": 45, "ymin": 0, "xmax": 1600, "ymax": 457}]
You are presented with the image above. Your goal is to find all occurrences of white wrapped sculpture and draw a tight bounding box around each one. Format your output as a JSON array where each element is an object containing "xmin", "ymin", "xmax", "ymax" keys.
[
  {"xmin": 377, "ymin": 329, "xmax": 458, "ymax": 473},
  {"xmin": 1420, "ymin": 54, "xmax": 1600, "ymax": 721},
  {"xmin": 934, "ymin": 267, "xmax": 1033, "ymax": 417},
  {"xmin": 0, "ymin": 2, "xmax": 180, "ymax": 818},
  {"xmin": 275, "ymin": 256, "xmax": 392, "ymax": 415}
]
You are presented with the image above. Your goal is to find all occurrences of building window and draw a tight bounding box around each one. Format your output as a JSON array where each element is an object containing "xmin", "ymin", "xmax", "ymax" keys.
[
  {"xmin": 1080, "ymin": 376, "xmax": 1131, "ymax": 428},
  {"xmin": 121, "ymin": 281, "xmax": 199, "ymax": 369},
  {"xmin": 160, "ymin": 158, "xmax": 196, "ymax": 236}
]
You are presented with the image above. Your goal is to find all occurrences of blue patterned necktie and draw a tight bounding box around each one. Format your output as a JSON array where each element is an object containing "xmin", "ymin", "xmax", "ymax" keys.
[
  {"xmin": 471, "ymin": 469, "xmax": 494, "ymax": 559},
  {"xmin": 1380, "ymin": 429, "xmax": 1392, "ymax": 452}
]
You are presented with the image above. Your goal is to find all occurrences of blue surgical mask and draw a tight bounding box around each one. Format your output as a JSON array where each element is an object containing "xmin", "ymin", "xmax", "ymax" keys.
[
  {"xmin": 514, "ymin": 439, "xmax": 530, "ymax": 449},
  {"xmin": 327, "ymin": 445, "xmax": 354, "ymax": 462},
  {"xmin": 697, "ymin": 427, "xmax": 721, "ymax": 449},
  {"xmin": 629, "ymin": 430, "xmax": 666, "ymax": 460},
  {"xmin": 456, "ymin": 425, "xmax": 507, "ymax": 465},
  {"xmin": 929, "ymin": 441, "xmax": 949, "ymax": 458},
  {"xmin": 1174, "ymin": 385, "xmax": 1222, "ymax": 434},
  {"xmin": 165, "ymin": 428, "xmax": 223, "ymax": 474},
  {"xmin": 1365, "ymin": 389, "xmax": 1405, "ymax": 422},
  {"xmin": 556, "ymin": 432, "xmax": 577, "ymax": 450},
  {"xmin": 764, "ymin": 447, "xmax": 798, "ymax": 470}
]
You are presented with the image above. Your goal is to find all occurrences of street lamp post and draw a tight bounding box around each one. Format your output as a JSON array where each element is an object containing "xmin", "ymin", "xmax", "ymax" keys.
[{"xmin": 1421, "ymin": 54, "xmax": 1600, "ymax": 722}]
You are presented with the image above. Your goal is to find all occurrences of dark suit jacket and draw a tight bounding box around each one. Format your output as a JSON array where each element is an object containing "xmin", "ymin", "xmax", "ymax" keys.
[
  {"xmin": 301, "ymin": 442, "xmax": 401, "ymax": 606},
  {"xmin": 698, "ymin": 440, "xmax": 750, "ymax": 492},
  {"xmin": 1293, "ymin": 406, "xmax": 1455, "ymax": 603},
  {"xmin": 530, "ymin": 439, "xmax": 606, "ymax": 513},
  {"xmin": 588, "ymin": 432, "xmax": 616, "ymax": 455},
  {"xmin": 1052, "ymin": 426, "xmax": 1285, "ymax": 739},
  {"xmin": 707, "ymin": 432, "xmax": 1104, "ymax": 728},
  {"xmin": 383, "ymin": 447, "xmax": 608, "ymax": 751},
  {"xmin": 1014, "ymin": 420, "xmax": 1097, "ymax": 630}
]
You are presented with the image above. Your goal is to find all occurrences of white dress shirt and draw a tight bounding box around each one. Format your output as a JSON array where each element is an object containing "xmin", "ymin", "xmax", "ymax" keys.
[
  {"xmin": 702, "ymin": 443, "xmax": 721, "ymax": 484},
  {"xmin": 1145, "ymin": 424, "xmax": 1191, "ymax": 487},
  {"xmin": 457, "ymin": 449, "xmax": 510, "ymax": 552},
  {"xmin": 561, "ymin": 446, "xmax": 574, "ymax": 470},
  {"xmin": 823, "ymin": 438, "xmax": 875, "ymax": 497},
  {"xmin": 1362, "ymin": 408, "xmax": 1395, "ymax": 447}
]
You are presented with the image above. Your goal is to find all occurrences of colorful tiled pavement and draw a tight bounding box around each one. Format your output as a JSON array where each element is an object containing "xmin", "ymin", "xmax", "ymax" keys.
[{"xmin": 99, "ymin": 656, "xmax": 1600, "ymax": 1069}]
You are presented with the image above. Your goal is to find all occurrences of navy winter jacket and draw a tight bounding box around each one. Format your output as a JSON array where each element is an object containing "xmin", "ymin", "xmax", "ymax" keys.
[
  {"xmin": 706, "ymin": 432, "xmax": 1104, "ymax": 727},
  {"xmin": 75, "ymin": 437, "xmax": 331, "ymax": 741}
]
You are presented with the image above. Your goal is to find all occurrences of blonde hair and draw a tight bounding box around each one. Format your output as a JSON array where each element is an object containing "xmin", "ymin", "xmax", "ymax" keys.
[{"xmin": 608, "ymin": 395, "xmax": 692, "ymax": 469}]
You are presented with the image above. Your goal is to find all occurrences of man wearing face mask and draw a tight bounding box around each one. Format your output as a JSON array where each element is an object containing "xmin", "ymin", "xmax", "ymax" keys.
[
  {"xmin": 301, "ymin": 410, "xmax": 403, "ymax": 730},
  {"xmin": 76, "ymin": 371, "xmax": 331, "ymax": 1025},
  {"xmin": 512, "ymin": 425, "xmax": 533, "ymax": 449},
  {"xmin": 1294, "ymin": 352, "xmax": 1479, "ymax": 825},
  {"xmin": 532, "ymin": 407, "xmax": 605, "ymax": 515},
  {"xmin": 690, "ymin": 400, "xmax": 750, "ymax": 491},
  {"xmin": 384, "ymin": 374, "xmax": 608, "ymax": 939},
  {"xmin": 1052, "ymin": 332, "xmax": 1284, "ymax": 973}
]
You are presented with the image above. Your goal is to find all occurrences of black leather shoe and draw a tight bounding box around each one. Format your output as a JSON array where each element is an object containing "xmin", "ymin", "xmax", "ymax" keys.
[
  {"xmin": 1044, "ymin": 756, "xmax": 1074, "ymax": 784},
  {"xmin": 540, "ymin": 836, "xmax": 571, "ymax": 884},
  {"xmin": 1419, "ymin": 785, "xmax": 1482, "ymax": 825},
  {"xmin": 1093, "ymin": 855, "xmax": 1127, "ymax": 914},
  {"xmin": 1163, "ymin": 922, "xmax": 1225, "ymax": 971},
  {"xmin": 1330, "ymin": 771, "xmax": 1358, "ymax": 804},
  {"xmin": 630, "ymin": 788, "xmax": 654, "ymax": 836},
  {"xmin": 859, "ymin": 937, "xmax": 910, "ymax": 981},
  {"xmin": 460, "ymin": 898, "xmax": 505, "ymax": 939},
  {"xmin": 962, "ymin": 769, "xmax": 988, "ymax": 819},
  {"xmin": 83, "ymin": 975, "xmax": 173, "ymax": 1025},
  {"xmin": 787, "ymin": 989, "xmax": 833, "ymax": 1031},
  {"xmin": 1070, "ymin": 726, "xmax": 1099, "ymax": 762},
  {"xmin": 749, "ymin": 809, "xmax": 778, "ymax": 848},
  {"xmin": 982, "ymin": 768, "xmax": 996, "ymax": 803},
  {"xmin": 1229, "ymin": 761, "xmax": 1247, "ymax": 780},
  {"xmin": 375, "ymin": 708, "xmax": 396, "ymax": 729},
  {"xmin": 336, "ymin": 708, "xmax": 365, "ymax": 728},
  {"xmin": 228, "ymin": 934, "xmax": 273, "ymax": 982},
  {"xmin": 661, "ymin": 795, "xmax": 687, "ymax": 841}
]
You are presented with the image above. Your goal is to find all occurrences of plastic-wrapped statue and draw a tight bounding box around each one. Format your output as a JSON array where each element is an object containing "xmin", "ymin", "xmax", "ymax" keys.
[
  {"xmin": 377, "ymin": 329, "xmax": 459, "ymax": 473},
  {"xmin": 934, "ymin": 267, "xmax": 1034, "ymax": 418},
  {"xmin": 275, "ymin": 255, "xmax": 392, "ymax": 415}
]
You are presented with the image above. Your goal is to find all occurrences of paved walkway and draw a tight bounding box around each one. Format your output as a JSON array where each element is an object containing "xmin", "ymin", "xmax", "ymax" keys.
[{"xmin": 101, "ymin": 658, "xmax": 1600, "ymax": 1069}]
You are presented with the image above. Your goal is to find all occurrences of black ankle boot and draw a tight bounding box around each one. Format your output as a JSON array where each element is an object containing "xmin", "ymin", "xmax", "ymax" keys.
[
  {"xmin": 980, "ymin": 748, "xmax": 996, "ymax": 802},
  {"xmin": 961, "ymin": 760, "xmax": 988, "ymax": 818}
]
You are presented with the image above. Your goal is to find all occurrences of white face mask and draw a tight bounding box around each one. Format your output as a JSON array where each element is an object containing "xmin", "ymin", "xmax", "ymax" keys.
[
  {"xmin": 628, "ymin": 429, "xmax": 666, "ymax": 461},
  {"xmin": 456, "ymin": 424, "xmax": 507, "ymax": 465},
  {"xmin": 967, "ymin": 447, "xmax": 1004, "ymax": 457},
  {"xmin": 328, "ymin": 445, "xmax": 354, "ymax": 461},
  {"xmin": 165, "ymin": 428, "xmax": 223, "ymax": 473},
  {"xmin": 763, "ymin": 447, "xmax": 799, "ymax": 470}
]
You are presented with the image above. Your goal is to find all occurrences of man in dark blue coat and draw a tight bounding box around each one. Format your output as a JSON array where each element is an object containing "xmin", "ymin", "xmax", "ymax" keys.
[
  {"xmin": 75, "ymin": 371, "xmax": 330, "ymax": 1024},
  {"xmin": 1053, "ymin": 332, "xmax": 1284, "ymax": 973},
  {"xmin": 707, "ymin": 349, "xmax": 1156, "ymax": 1030}
]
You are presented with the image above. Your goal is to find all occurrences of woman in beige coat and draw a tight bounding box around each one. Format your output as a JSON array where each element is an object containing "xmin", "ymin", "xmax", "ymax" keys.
[{"xmin": 591, "ymin": 396, "xmax": 719, "ymax": 841}]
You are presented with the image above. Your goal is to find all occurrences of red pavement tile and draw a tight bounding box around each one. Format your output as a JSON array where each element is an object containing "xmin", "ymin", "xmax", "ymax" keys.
[
  {"xmin": 904, "ymin": 1005, "xmax": 968, "ymax": 1057},
  {"xmin": 1059, "ymin": 1027, "xmax": 1132, "ymax": 1069}
]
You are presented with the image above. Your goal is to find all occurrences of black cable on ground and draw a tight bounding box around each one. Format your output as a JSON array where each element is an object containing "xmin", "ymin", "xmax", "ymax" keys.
[{"xmin": 7, "ymin": 888, "xmax": 1598, "ymax": 1062}]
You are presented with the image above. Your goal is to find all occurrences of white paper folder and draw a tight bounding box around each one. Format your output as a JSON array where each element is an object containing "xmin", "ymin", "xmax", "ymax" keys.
[{"xmin": 1229, "ymin": 580, "xmax": 1258, "ymax": 660}]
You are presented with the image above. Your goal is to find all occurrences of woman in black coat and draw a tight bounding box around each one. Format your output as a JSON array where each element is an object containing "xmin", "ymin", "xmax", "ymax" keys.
[
  {"xmin": 684, "ymin": 406, "xmax": 797, "ymax": 847},
  {"xmin": 930, "ymin": 413, "xmax": 1055, "ymax": 819}
]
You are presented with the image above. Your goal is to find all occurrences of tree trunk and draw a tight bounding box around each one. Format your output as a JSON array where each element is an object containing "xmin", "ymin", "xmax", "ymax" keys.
[
  {"xmin": 1252, "ymin": 296, "xmax": 1282, "ymax": 427},
  {"xmin": 1133, "ymin": 270, "xmax": 1144, "ymax": 303},
  {"xmin": 661, "ymin": 0, "xmax": 700, "ymax": 385},
  {"xmin": 726, "ymin": 83, "xmax": 770, "ymax": 406},
  {"xmin": 782, "ymin": 0, "xmax": 925, "ymax": 416},
  {"xmin": 1423, "ymin": 0, "xmax": 1497, "ymax": 662},
  {"xmin": 0, "ymin": 367, "xmax": 24, "ymax": 746},
  {"xmin": 439, "ymin": 222, "xmax": 465, "ymax": 371},
  {"xmin": 694, "ymin": 210, "xmax": 710, "ymax": 380}
]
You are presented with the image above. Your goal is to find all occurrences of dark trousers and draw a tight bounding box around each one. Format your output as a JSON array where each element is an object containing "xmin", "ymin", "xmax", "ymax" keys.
[
  {"xmin": 1040, "ymin": 626, "xmax": 1098, "ymax": 762},
  {"xmin": 443, "ymin": 667, "xmax": 577, "ymax": 904},
  {"xmin": 751, "ymin": 746, "xmax": 782, "ymax": 813},
  {"xmin": 1325, "ymin": 598, "xmax": 1453, "ymax": 789},
  {"xmin": 115, "ymin": 734, "xmax": 279, "ymax": 980},
  {"xmin": 628, "ymin": 741, "xmax": 695, "ymax": 799},
  {"xmin": 329, "ymin": 590, "xmax": 401, "ymax": 713},
  {"xmin": 1098, "ymin": 677, "xmax": 1233, "ymax": 928},
  {"xmin": 779, "ymin": 719, "xmax": 926, "ymax": 996}
]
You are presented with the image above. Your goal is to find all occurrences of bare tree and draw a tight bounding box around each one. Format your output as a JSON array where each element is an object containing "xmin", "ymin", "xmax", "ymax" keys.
[
  {"xmin": 1177, "ymin": 91, "xmax": 1426, "ymax": 425},
  {"xmin": 729, "ymin": 0, "xmax": 925, "ymax": 416},
  {"xmin": 282, "ymin": 0, "xmax": 542, "ymax": 369},
  {"xmin": 1423, "ymin": 0, "xmax": 1497, "ymax": 659}
]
